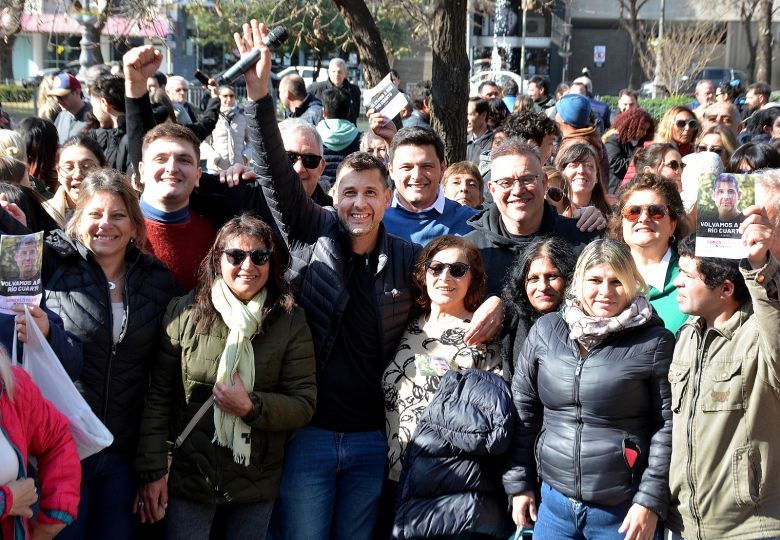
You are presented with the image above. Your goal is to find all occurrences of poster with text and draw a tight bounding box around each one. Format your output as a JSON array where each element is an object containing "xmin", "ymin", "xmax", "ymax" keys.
[
  {"xmin": 0, "ymin": 232, "xmax": 43, "ymax": 314},
  {"xmin": 695, "ymin": 172, "xmax": 755, "ymax": 258},
  {"xmin": 364, "ymin": 72, "xmax": 407, "ymax": 125}
]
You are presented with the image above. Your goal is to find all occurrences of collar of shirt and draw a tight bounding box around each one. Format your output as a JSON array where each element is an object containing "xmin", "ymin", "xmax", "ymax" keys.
[
  {"xmin": 391, "ymin": 187, "xmax": 446, "ymax": 213},
  {"xmin": 644, "ymin": 247, "xmax": 673, "ymax": 291}
]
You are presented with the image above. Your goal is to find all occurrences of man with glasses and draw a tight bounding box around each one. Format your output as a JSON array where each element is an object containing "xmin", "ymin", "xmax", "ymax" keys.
[
  {"xmin": 202, "ymin": 85, "xmax": 249, "ymax": 173},
  {"xmin": 465, "ymin": 138, "xmax": 604, "ymax": 294},
  {"xmin": 165, "ymin": 75, "xmax": 196, "ymax": 124}
]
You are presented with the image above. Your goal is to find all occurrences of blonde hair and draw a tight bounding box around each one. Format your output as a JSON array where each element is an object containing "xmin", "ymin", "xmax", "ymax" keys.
[
  {"xmin": 570, "ymin": 239, "xmax": 647, "ymax": 304},
  {"xmin": 655, "ymin": 105, "xmax": 696, "ymax": 145},
  {"xmin": 0, "ymin": 130, "xmax": 26, "ymax": 163}
]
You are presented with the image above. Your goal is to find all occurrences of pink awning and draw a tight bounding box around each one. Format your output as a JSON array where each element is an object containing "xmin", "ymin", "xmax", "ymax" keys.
[{"xmin": 21, "ymin": 12, "xmax": 170, "ymax": 38}]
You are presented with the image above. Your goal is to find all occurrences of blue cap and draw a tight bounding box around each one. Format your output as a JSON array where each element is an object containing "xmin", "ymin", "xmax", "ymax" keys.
[{"xmin": 557, "ymin": 94, "xmax": 591, "ymax": 128}]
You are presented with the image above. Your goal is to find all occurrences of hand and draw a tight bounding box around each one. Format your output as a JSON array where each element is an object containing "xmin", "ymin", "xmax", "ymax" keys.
[
  {"xmin": 367, "ymin": 109, "xmax": 397, "ymax": 145},
  {"xmin": 123, "ymin": 46, "xmax": 162, "ymax": 98},
  {"xmin": 739, "ymin": 204, "xmax": 773, "ymax": 269},
  {"xmin": 219, "ymin": 163, "xmax": 256, "ymax": 187},
  {"xmin": 0, "ymin": 193, "xmax": 26, "ymax": 226},
  {"xmin": 134, "ymin": 478, "xmax": 168, "ymax": 524},
  {"xmin": 213, "ymin": 372, "xmax": 254, "ymax": 417},
  {"xmin": 234, "ymin": 20, "xmax": 271, "ymax": 101},
  {"xmin": 28, "ymin": 519, "xmax": 65, "ymax": 540},
  {"xmin": 8, "ymin": 478, "xmax": 37, "ymax": 518},
  {"xmin": 511, "ymin": 491, "xmax": 537, "ymax": 528},
  {"xmin": 464, "ymin": 295, "xmax": 503, "ymax": 346},
  {"xmin": 571, "ymin": 206, "xmax": 607, "ymax": 232},
  {"xmin": 618, "ymin": 503, "xmax": 658, "ymax": 540},
  {"xmin": 208, "ymin": 78, "xmax": 219, "ymax": 98},
  {"xmin": 13, "ymin": 304, "xmax": 50, "ymax": 343}
]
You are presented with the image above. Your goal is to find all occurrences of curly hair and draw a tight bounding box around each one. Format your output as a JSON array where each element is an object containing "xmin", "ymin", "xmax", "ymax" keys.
[
  {"xmin": 612, "ymin": 108, "xmax": 655, "ymax": 145},
  {"xmin": 504, "ymin": 111, "xmax": 560, "ymax": 146},
  {"xmin": 608, "ymin": 172, "xmax": 690, "ymax": 246},
  {"xmin": 192, "ymin": 213, "xmax": 294, "ymax": 332},
  {"xmin": 411, "ymin": 235, "xmax": 486, "ymax": 313}
]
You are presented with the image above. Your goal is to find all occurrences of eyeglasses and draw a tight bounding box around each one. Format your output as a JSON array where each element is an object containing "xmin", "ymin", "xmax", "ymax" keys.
[
  {"xmin": 622, "ymin": 204, "xmax": 669, "ymax": 222},
  {"xmin": 662, "ymin": 160, "xmax": 685, "ymax": 171},
  {"xmin": 675, "ymin": 119, "xmax": 699, "ymax": 130},
  {"xmin": 222, "ymin": 248, "xmax": 272, "ymax": 266},
  {"xmin": 287, "ymin": 151, "xmax": 322, "ymax": 169},
  {"xmin": 58, "ymin": 160, "xmax": 99, "ymax": 176},
  {"xmin": 492, "ymin": 174, "xmax": 539, "ymax": 191},
  {"xmin": 424, "ymin": 260, "xmax": 471, "ymax": 279},
  {"xmin": 547, "ymin": 186, "xmax": 564, "ymax": 202},
  {"xmin": 696, "ymin": 144, "xmax": 724, "ymax": 154}
]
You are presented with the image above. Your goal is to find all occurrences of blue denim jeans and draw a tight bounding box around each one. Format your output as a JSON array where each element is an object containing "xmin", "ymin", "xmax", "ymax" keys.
[
  {"xmin": 56, "ymin": 452, "xmax": 137, "ymax": 540},
  {"xmin": 166, "ymin": 497, "xmax": 274, "ymax": 540},
  {"xmin": 533, "ymin": 482, "xmax": 662, "ymax": 540},
  {"xmin": 267, "ymin": 426, "xmax": 387, "ymax": 540}
]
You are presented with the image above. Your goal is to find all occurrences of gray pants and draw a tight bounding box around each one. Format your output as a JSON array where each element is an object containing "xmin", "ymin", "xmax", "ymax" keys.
[
  {"xmin": 166, "ymin": 496, "xmax": 274, "ymax": 540},
  {"xmin": 665, "ymin": 529, "xmax": 780, "ymax": 540}
]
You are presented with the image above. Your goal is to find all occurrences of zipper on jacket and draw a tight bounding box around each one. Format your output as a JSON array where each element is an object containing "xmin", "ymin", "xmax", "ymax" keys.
[
  {"xmin": 574, "ymin": 355, "xmax": 586, "ymax": 501},
  {"xmin": 100, "ymin": 259, "xmax": 134, "ymax": 422},
  {"xmin": 686, "ymin": 332, "xmax": 706, "ymax": 540}
]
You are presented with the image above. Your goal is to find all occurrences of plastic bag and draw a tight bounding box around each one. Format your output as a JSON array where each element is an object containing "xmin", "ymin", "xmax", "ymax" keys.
[{"xmin": 16, "ymin": 305, "xmax": 113, "ymax": 459}]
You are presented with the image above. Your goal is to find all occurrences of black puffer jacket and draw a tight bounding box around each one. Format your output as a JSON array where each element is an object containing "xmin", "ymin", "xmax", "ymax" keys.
[
  {"xmin": 246, "ymin": 96, "xmax": 419, "ymax": 370},
  {"xmin": 503, "ymin": 311, "xmax": 674, "ymax": 519},
  {"xmin": 44, "ymin": 231, "xmax": 180, "ymax": 454},
  {"xmin": 88, "ymin": 115, "xmax": 130, "ymax": 174},
  {"xmin": 394, "ymin": 369, "xmax": 516, "ymax": 540}
]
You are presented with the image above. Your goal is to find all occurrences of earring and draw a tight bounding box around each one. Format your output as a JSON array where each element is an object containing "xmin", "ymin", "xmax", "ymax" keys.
[
  {"xmin": 670, "ymin": 234, "xmax": 676, "ymax": 244},
  {"xmin": 129, "ymin": 238, "xmax": 135, "ymax": 244}
]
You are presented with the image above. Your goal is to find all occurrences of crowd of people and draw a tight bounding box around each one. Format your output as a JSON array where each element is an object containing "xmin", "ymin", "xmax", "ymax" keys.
[{"xmin": 0, "ymin": 17, "xmax": 778, "ymax": 540}]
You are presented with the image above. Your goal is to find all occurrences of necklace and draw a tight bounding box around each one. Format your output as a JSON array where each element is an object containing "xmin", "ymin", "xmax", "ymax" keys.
[{"xmin": 107, "ymin": 275, "xmax": 124, "ymax": 290}]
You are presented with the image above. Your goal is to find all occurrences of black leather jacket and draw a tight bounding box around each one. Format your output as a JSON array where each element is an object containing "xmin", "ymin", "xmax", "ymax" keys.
[{"xmin": 503, "ymin": 311, "xmax": 674, "ymax": 519}]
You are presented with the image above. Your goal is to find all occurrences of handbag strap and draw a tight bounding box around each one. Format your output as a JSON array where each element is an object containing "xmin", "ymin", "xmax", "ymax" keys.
[{"xmin": 174, "ymin": 396, "xmax": 214, "ymax": 449}]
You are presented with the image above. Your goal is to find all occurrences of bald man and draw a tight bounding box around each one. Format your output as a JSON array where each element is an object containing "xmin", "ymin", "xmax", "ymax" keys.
[{"xmin": 307, "ymin": 57, "xmax": 362, "ymax": 124}]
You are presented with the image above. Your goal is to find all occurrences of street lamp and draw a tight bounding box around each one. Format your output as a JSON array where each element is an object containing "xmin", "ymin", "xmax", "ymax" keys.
[{"xmin": 73, "ymin": 0, "xmax": 99, "ymax": 78}]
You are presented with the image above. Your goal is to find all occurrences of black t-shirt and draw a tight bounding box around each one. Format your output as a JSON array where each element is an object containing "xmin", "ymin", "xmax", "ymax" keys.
[{"xmin": 312, "ymin": 248, "xmax": 385, "ymax": 432}]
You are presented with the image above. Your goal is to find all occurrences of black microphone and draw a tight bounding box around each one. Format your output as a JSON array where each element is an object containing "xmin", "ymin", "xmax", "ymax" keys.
[{"xmin": 216, "ymin": 26, "xmax": 288, "ymax": 85}]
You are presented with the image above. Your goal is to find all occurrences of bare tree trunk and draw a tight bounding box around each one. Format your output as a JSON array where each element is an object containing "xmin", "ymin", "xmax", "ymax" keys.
[
  {"xmin": 618, "ymin": 0, "xmax": 649, "ymax": 89},
  {"xmin": 429, "ymin": 0, "xmax": 469, "ymax": 163},
  {"xmin": 0, "ymin": 36, "xmax": 16, "ymax": 81},
  {"xmin": 756, "ymin": 0, "xmax": 773, "ymax": 82},
  {"xmin": 332, "ymin": 0, "xmax": 391, "ymax": 87},
  {"xmin": 741, "ymin": 12, "xmax": 757, "ymax": 81}
]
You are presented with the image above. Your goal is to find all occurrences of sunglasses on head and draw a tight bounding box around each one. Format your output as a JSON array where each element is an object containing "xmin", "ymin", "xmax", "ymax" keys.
[
  {"xmin": 424, "ymin": 260, "xmax": 471, "ymax": 279},
  {"xmin": 675, "ymin": 119, "xmax": 698, "ymax": 130},
  {"xmin": 222, "ymin": 248, "xmax": 272, "ymax": 266},
  {"xmin": 287, "ymin": 151, "xmax": 322, "ymax": 169},
  {"xmin": 664, "ymin": 160, "xmax": 685, "ymax": 171},
  {"xmin": 547, "ymin": 186, "xmax": 564, "ymax": 202},
  {"xmin": 622, "ymin": 204, "xmax": 669, "ymax": 222}
]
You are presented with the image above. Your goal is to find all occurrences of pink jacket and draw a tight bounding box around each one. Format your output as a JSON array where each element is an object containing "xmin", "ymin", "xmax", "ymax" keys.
[{"xmin": 0, "ymin": 367, "xmax": 81, "ymax": 539}]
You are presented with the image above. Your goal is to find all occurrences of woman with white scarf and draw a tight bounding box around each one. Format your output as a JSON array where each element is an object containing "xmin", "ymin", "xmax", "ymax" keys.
[
  {"xmin": 504, "ymin": 239, "xmax": 674, "ymax": 540},
  {"xmin": 134, "ymin": 213, "xmax": 316, "ymax": 540}
]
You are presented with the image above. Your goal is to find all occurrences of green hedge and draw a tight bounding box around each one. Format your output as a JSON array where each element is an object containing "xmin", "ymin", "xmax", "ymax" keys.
[
  {"xmin": 0, "ymin": 85, "xmax": 33, "ymax": 103},
  {"xmin": 599, "ymin": 95, "xmax": 692, "ymax": 120}
]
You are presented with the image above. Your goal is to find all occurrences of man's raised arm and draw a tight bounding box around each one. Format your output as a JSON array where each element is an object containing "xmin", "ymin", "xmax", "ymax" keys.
[{"xmin": 123, "ymin": 46, "xmax": 162, "ymax": 179}]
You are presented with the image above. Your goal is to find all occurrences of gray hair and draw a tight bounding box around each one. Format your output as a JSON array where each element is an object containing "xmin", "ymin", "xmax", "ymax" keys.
[
  {"xmin": 166, "ymin": 75, "xmax": 189, "ymax": 91},
  {"xmin": 278, "ymin": 118, "xmax": 324, "ymax": 155},
  {"xmin": 328, "ymin": 58, "xmax": 347, "ymax": 71},
  {"xmin": 754, "ymin": 168, "xmax": 780, "ymax": 224}
]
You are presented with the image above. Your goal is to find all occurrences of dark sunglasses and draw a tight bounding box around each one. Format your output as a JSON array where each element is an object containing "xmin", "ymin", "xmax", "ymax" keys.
[
  {"xmin": 664, "ymin": 160, "xmax": 685, "ymax": 172},
  {"xmin": 424, "ymin": 260, "xmax": 471, "ymax": 279},
  {"xmin": 622, "ymin": 204, "xmax": 669, "ymax": 222},
  {"xmin": 287, "ymin": 151, "xmax": 322, "ymax": 169},
  {"xmin": 696, "ymin": 144, "xmax": 724, "ymax": 154},
  {"xmin": 547, "ymin": 186, "xmax": 564, "ymax": 202},
  {"xmin": 222, "ymin": 248, "xmax": 272, "ymax": 266},
  {"xmin": 675, "ymin": 119, "xmax": 698, "ymax": 130}
]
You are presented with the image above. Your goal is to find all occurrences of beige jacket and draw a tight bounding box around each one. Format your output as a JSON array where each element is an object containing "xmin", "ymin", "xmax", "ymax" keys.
[{"xmin": 668, "ymin": 255, "xmax": 780, "ymax": 540}]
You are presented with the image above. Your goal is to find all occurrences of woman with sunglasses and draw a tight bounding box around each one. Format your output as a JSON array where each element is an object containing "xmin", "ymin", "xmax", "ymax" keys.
[
  {"xmin": 43, "ymin": 135, "xmax": 107, "ymax": 228},
  {"xmin": 44, "ymin": 170, "xmax": 180, "ymax": 540},
  {"xmin": 382, "ymin": 236, "xmax": 500, "ymax": 520},
  {"xmin": 695, "ymin": 125, "xmax": 738, "ymax": 168},
  {"xmin": 135, "ymin": 213, "xmax": 316, "ymax": 540},
  {"xmin": 554, "ymin": 141, "xmax": 612, "ymax": 218},
  {"xmin": 506, "ymin": 238, "xmax": 674, "ymax": 540},
  {"xmin": 632, "ymin": 143, "xmax": 685, "ymax": 191},
  {"xmin": 608, "ymin": 173, "xmax": 690, "ymax": 333},
  {"xmin": 602, "ymin": 107, "xmax": 655, "ymax": 194},
  {"xmin": 655, "ymin": 105, "xmax": 698, "ymax": 156}
]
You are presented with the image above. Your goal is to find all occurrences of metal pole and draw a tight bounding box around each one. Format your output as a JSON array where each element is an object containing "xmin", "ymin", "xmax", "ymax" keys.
[
  {"xmin": 520, "ymin": 4, "xmax": 527, "ymax": 94},
  {"xmin": 652, "ymin": 0, "xmax": 665, "ymax": 97}
]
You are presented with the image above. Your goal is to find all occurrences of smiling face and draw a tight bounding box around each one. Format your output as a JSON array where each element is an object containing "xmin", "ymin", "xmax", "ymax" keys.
[
  {"xmin": 443, "ymin": 173, "xmax": 483, "ymax": 208},
  {"xmin": 219, "ymin": 88, "xmax": 236, "ymax": 111},
  {"xmin": 334, "ymin": 166, "xmax": 390, "ymax": 249},
  {"xmin": 389, "ymin": 144, "xmax": 444, "ymax": 211},
  {"xmin": 580, "ymin": 262, "xmax": 630, "ymax": 318},
  {"xmin": 282, "ymin": 129, "xmax": 325, "ymax": 197},
  {"xmin": 525, "ymin": 256, "xmax": 566, "ymax": 314},
  {"xmin": 219, "ymin": 234, "xmax": 270, "ymax": 302},
  {"xmin": 489, "ymin": 153, "xmax": 547, "ymax": 235},
  {"xmin": 621, "ymin": 189, "xmax": 676, "ymax": 252},
  {"xmin": 562, "ymin": 155, "xmax": 597, "ymax": 201},
  {"xmin": 57, "ymin": 145, "xmax": 102, "ymax": 206},
  {"xmin": 139, "ymin": 137, "xmax": 201, "ymax": 211},
  {"xmin": 76, "ymin": 191, "xmax": 137, "ymax": 262},
  {"xmin": 425, "ymin": 247, "xmax": 472, "ymax": 312}
]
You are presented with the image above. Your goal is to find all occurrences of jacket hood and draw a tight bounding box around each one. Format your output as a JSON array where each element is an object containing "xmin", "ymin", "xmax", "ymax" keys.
[
  {"xmin": 316, "ymin": 119, "xmax": 360, "ymax": 151},
  {"xmin": 467, "ymin": 201, "xmax": 560, "ymax": 247}
]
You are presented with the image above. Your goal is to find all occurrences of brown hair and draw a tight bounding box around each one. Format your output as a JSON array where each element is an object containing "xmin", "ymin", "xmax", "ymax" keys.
[
  {"xmin": 607, "ymin": 172, "xmax": 690, "ymax": 245},
  {"xmin": 66, "ymin": 169, "xmax": 147, "ymax": 248},
  {"xmin": 442, "ymin": 161, "xmax": 484, "ymax": 192},
  {"xmin": 142, "ymin": 120, "xmax": 201, "ymax": 162},
  {"xmin": 554, "ymin": 141, "xmax": 611, "ymax": 216},
  {"xmin": 412, "ymin": 235, "xmax": 486, "ymax": 312},
  {"xmin": 612, "ymin": 108, "xmax": 655, "ymax": 145},
  {"xmin": 192, "ymin": 213, "xmax": 294, "ymax": 331}
]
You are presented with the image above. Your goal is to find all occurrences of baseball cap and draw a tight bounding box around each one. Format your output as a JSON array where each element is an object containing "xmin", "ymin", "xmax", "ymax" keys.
[
  {"xmin": 48, "ymin": 73, "xmax": 81, "ymax": 97},
  {"xmin": 556, "ymin": 94, "xmax": 592, "ymax": 129}
]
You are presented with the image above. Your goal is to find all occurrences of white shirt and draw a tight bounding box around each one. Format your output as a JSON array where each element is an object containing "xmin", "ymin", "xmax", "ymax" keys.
[{"xmin": 390, "ymin": 188, "xmax": 446, "ymax": 214}]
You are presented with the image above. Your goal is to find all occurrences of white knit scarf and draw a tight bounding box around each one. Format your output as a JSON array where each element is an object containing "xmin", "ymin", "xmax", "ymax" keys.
[
  {"xmin": 210, "ymin": 278, "xmax": 267, "ymax": 465},
  {"xmin": 564, "ymin": 295, "xmax": 653, "ymax": 351}
]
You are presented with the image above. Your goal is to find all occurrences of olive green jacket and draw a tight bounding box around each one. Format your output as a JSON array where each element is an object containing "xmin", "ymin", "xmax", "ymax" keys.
[
  {"xmin": 668, "ymin": 255, "xmax": 780, "ymax": 539},
  {"xmin": 135, "ymin": 291, "xmax": 316, "ymax": 504}
]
